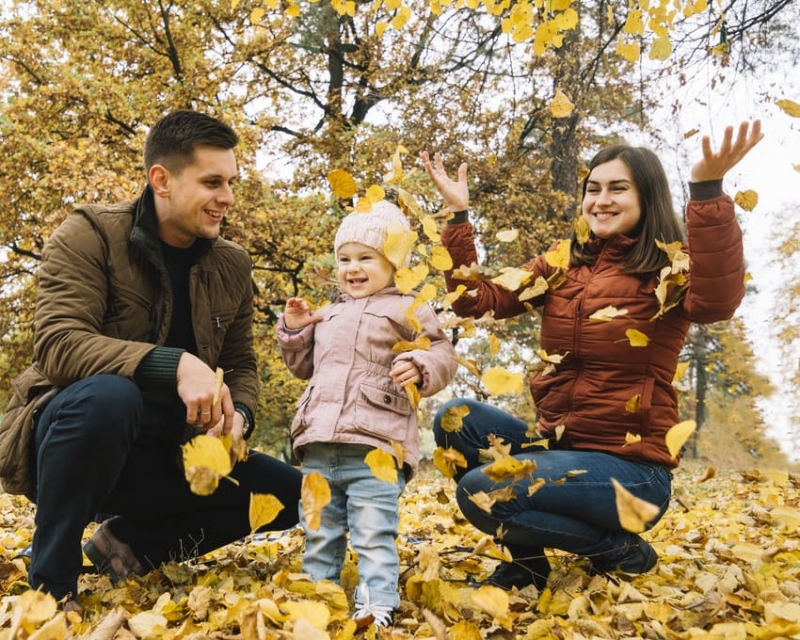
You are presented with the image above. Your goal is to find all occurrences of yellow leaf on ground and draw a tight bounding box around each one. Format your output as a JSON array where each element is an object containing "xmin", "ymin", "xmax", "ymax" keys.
[
  {"xmin": 249, "ymin": 494, "xmax": 285, "ymax": 532},
  {"xmin": 302, "ymin": 472, "xmax": 331, "ymax": 531},
  {"xmin": 470, "ymin": 585, "xmax": 512, "ymax": 627},
  {"xmin": 611, "ymin": 477, "xmax": 660, "ymax": 533}
]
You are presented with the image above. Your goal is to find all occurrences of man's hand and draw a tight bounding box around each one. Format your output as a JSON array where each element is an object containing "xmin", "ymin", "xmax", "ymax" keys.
[{"xmin": 177, "ymin": 352, "xmax": 234, "ymax": 434}]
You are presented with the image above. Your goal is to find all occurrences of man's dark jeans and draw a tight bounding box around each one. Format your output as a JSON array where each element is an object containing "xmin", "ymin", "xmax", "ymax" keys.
[{"xmin": 30, "ymin": 374, "xmax": 301, "ymax": 600}]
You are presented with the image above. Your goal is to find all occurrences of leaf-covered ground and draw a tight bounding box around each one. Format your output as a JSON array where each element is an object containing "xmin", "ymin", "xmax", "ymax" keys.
[{"xmin": 1, "ymin": 460, "xmax": 799, "ymax": 639}]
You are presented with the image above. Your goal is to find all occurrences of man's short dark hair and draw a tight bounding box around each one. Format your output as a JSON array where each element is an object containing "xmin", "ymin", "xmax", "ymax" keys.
[{"xmin": 144, "ymin": 110, "xmax": 239, "ymax": 174}]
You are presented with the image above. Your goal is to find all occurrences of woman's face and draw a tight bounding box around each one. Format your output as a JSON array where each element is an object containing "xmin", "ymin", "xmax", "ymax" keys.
[{"xmin": 581, "ymin": 158, "xmax": 642, "ymax": 239}]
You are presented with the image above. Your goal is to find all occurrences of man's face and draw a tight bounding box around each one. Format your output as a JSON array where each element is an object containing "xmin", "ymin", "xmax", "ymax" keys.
[{"xmin": 154, "ymin": 145, "xmax": 238, "ymax": 248}]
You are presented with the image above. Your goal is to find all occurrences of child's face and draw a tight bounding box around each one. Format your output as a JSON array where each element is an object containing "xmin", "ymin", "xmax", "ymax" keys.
[{"xmin": 336, "ymin": 242, "xmax": 395, "ymax": 298}]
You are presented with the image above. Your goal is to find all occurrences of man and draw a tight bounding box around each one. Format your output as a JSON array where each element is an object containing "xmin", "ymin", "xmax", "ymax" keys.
[{"xmin": 0, "ymin": 110, "xmax": 301, "ymax": 607}]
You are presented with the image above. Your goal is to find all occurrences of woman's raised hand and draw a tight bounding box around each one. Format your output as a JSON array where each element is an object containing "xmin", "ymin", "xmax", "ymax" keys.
[
  {"xmin": 421, "ymin": 151, "xmax": 470, "ymax": 212},
  {"xmin": 691, "ymin": 120, "xmax": 764, "ymax": 183}
]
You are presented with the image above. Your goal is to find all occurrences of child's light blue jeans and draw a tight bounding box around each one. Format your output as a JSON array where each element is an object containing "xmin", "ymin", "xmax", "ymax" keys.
[{"xmin": 299, "ymin": 442, "xmax": 406, "ymax": 609}]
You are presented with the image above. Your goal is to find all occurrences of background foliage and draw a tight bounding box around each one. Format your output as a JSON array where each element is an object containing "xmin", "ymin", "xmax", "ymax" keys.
[{"xmin": 0, "ymin": 0, "xmax": 796, "ymax": 463}]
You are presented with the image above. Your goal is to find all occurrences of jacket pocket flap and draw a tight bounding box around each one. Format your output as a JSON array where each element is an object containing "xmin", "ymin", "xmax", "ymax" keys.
[{"xmin": 359, "ymin": 383, "xmax": 412, "ymax": 417}]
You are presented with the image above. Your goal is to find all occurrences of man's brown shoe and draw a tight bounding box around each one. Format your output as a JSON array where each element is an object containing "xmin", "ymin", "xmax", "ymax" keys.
[{"xmin": 83, "ymin": 522, "xmax": 145, "ymax": 583}]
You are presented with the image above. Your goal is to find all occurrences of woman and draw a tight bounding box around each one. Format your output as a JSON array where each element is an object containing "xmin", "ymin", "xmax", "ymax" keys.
[{"xmin": 421, "ymin": 121, "xmax": 762, "ymax": 590}]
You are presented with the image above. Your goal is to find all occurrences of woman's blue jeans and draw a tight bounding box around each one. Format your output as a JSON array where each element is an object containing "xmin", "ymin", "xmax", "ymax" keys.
[
  {"xmin": 299, "ymin": 442, "xmax": 405, "ymax": 609},
  {"xmin": 433, "ymin": 399, "xmax": 672, "ymax": 568},
  {"xmin": 29, "ymin": 375, "xmax": 302, "ymax": 601}
]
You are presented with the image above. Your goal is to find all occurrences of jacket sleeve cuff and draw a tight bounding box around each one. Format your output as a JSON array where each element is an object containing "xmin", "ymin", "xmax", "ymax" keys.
[
  {"xmin": 448, "ymin": 210, "xmax": 470, "ymax": 225},
  {"xmin": 689, "ymin": 180, "xmax": 724, "ymax": 201},
  {"xmin": 134, "ymin": 346, "xmax": 184, "ymax": 390},
  {"xmin": 234, "ymin": 402, "xmax": 255, "ymax": 439}
]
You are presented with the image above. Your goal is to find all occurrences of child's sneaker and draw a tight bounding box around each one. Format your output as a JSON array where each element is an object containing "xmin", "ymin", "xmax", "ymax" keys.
[{"xmin": 353, "ymin": 584, "xmax": 394, "ymax": 628}]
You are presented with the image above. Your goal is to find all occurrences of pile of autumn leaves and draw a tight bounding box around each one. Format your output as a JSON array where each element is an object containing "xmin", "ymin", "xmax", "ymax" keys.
[{"xmin": 2, "ymin": 462, "xmax": 800, "ymax": 639}]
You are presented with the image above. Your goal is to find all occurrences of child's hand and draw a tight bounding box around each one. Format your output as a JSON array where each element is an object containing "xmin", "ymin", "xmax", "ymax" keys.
[
  {"xmin": 391, "ymin": 359, "xmax": 421, "ymax": 388},
  {"xmin": 283, "ymin": 297, "xmax": 324, "ymax": 330}
]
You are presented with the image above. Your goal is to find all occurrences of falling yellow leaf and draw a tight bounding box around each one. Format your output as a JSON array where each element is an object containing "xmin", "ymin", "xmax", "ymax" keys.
[
  {"xmin": 442, "ymin": 284, "xmax": 466, "ymax": 309},
  {"xmin": 327, "ymin": 169, "xmax": 358, "ymax": 199},
  {"xmin": 488, "ymin": 333, "xmax": 501, "ymax": 357},
  {"xmin": 440, "ymin": 404, "xmax": 470, "ymax": 432},
  {"xmin": 496, "ymin": 229, "xmax": 519, "ymax": 242},
  {"xmin": 483, "ymin": 456, "xmax": 536, "ymax": 482},
  {"xmin": 623, "ymin": 432, "xmax": 642, "ymax": 447},
  {"xmin": 699, "ymin": 466, "xmax": 716, "ymax": 482},
  {"xmin": 665, "ymin": 419, "xmax": 696, "ymax": 459},
  {"xmin": 383, "ymin": 144, "xmax": 408, "ymax": 184},
  {"xmin": 611, "ymin": 478, "xmax": 661, "ymax": 533},
  {"xmin": 625, "ymin": 395, "xmax": 641, "ymax": 413},
  {"xmin": 249, "ymin": 493, "xmax": 285, "ymax": 532},
  {"xmin": 392, "ymin": 336, "xmax": 431, "ymax": 353},
  {"xmin": 301, "ymin": 472, "xmax": 332, "ymax": 531},
  {"xmin": 391, "ymin": 441, "xmax": 408, "ymax": 469},
  {"xmin": 454, "ymin": 355, "xmax": 481, "ymax": 377},
  {"xmin": 182, "ymin": 435, "xmax": 233, "ymax": 496},
  {"xmin": 776, "ymin": 98, "xmax": 800, "ymax": 118},
  {"xmin": 433, "ymin": 446, "xmax": 467, "ymax": 478},
  {"xmin": 491, "ymin": 267, "xmax": 532, "ymax": 291},
  {"xmin": 365, "ymin": 448, "xmax": 398, "ymax": 483},
  {"xmin": 420, "ymin": 216, "xmax": 441, "ymax": 242},
  {"xmin": 554, "ymin": 425, "xmax": 565, "ymax": 441},
  {"xmin": 589, "ymin": 305, "xmax": 628, "ymax": 322},
  {"xmin": 550, "ymin": 88, "xmax": 574, "ymax": 118},
  {"xmin": 404, "ymin": 380, "xmax": 420, "ymax": 409},
  {"xmin": 544, "ymin": 239, "xmax": 571, "ymax": 269},
  {"xmin": 528, "ymin": 477, "xmax": 546, "ymax": 496},
  {"xmin": 683, "ymin": 128, "xmax": 700, "ymax": 139},
  {"xmin": 673, "ymin": 361, "xmax": 690, "ymax": 383},
  {"xmin": 574, "ymin": 216, "xmax": 590, "ymax": 244},
  {"xmin": 481, "ymin": 368, "xmax": 525, "ymax": 396},
  {"xmin": 625, "ymin": 328, "xmax": 650, "ymax": 347},
  {"xmin": 468, "ymin": 491, "xmax": 496, "ymax": 514},
  {"xmin": 395, "ymin": 263, "xmax": 428, "ymax": 294},
  {"xmin": 383, "ymin": 223, "xmax": 417, "ymax": 269},
  {"xmin": 518, "ymin": 276, "xmax": 549, "ymax": 302},
  {"xmin": 734, "ymin": 189, "xmax": 759, "ymax": 211},
  {"xmin": 430, "ymin": 246, "xmax": 453, "ymax": 270}
]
